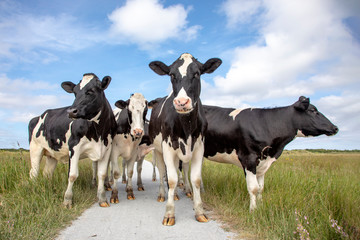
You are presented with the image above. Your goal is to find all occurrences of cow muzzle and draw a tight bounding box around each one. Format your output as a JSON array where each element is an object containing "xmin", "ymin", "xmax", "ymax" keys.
[
  {"xmin": 67, "ymin": 108, "xmax": 78, "ymax": 119},
  {"xmin": 132, "ymin": 128, "xmax": 144, "ymax": 139},
  {"xmin": 173, "ymin": 97, "xmax": 193, "ymax": 114},
  {"xmin": 326, "ymin": 125, "xmax": 339, "ymax": 136}
]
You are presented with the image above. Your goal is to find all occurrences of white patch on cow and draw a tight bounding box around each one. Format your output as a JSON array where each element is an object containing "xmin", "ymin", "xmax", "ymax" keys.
[
  {"xmin": 112, "ymin": 133, "xmax": 142, "ymax": 160},
  {"xmin": 113, "ymin": 108, "xmax": 122, "ymax": 121},
  {"xmin": 128, "ymin": 93, "xmax": 146, "ymax": 135},
  {"xmin": 76, "ymin": 133, "xmax": 113, "ymax": 161},
  {"xmin": 175, "ymin": 87, "xmax": 188, "ymax": 100},
  {"xmin": 80, "ymin": 75, "xmax": 94, "ymax": 90},
  {"xmin": 256, "ymin": 156, "xmax": 276, "ymax": 176},
  {"xmin": 90, "ymin": 111, "xmax": 101, "ymax": 124},
  {"xmin": 229, "ymin": 108, "xmax": 245, "ymax": 120},
  {"xmin": 207, "ymin": 149, "xmax": 242, "ymax": 168},
  {"xmin": 158, "ymin": 91, "xmax": 173, "ymax": 118},
  {"xmin": 295, "ymin": 130, "xmax": 313, "ymax": 138},
  {"xmin": 178, "ymin": 53, "xmax": 193, "ymax": 78}
]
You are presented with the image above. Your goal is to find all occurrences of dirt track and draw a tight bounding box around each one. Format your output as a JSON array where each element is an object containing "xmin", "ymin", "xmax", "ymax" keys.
[{"xmin": 56, "ymin": 160, "xmax": 237, "ymax": 240}]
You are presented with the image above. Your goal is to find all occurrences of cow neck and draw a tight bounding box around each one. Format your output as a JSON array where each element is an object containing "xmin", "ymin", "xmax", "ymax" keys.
[
  {"xmin": 177, "ymin": 100, "xmax": 201, "ymax": 139},
  {"xmin": 117, "ymin": 108, "xmax": 131, "ymax": 134},
  {"xmin": 94, "ymin": 101, "xmax": 116, "ymax": 139}
]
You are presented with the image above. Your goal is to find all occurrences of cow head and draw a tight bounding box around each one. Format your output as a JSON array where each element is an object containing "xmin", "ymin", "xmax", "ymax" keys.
[
  {"xmin": 149, "ymin": 53, "xmax": 222, "ymax": 114},
  {"xmin": 115, "ymin": 93, "xmax": 148, "ymax": 139},
  {"xmin": 61, "ymin": 73, "xmax": 111, "ymax": 122},
  {"xmin": 293, "ymin": 96, "xmax": 338, "ymax": 137}
]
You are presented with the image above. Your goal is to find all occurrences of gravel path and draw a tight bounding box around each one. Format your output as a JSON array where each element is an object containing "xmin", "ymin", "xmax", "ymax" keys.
[{"xmin": 56, "ymin": 160, "xmax": 237, "ymax": 240}]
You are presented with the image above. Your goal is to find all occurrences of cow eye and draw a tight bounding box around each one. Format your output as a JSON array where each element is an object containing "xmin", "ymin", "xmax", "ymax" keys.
[{"xmin": 86, "ymin": 89, "xmax": 94, "ymax": 95}]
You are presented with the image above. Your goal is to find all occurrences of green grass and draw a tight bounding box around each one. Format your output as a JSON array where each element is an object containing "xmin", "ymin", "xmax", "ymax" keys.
[
  {"xmin": 0, "ymin": 150, "xmax": 97, "ymax": 240},
  {"xmin": 202, "ymin": 150, "xmax": 360, "ymax": 239},
  {"xmin": 1, "ymin": 149, "xmax": 359, "ymax": 239}
]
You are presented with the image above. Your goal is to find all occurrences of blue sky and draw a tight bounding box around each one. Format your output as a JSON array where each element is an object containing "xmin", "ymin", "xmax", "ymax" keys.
[{"xmin": 1, "ymin": 0, "xmax": 359, "ymax": 150}]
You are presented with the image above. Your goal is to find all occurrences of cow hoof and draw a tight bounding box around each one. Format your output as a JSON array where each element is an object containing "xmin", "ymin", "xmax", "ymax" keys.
[
  {"xmin": 195, "ymin": 214, "xmax": 208, "ymax": 223},
  {"xmin": 122, "ymin": 180, "xmax": 127, "ymax": 184},
  {"xmin": 178, "ymin": 182, "xmax": 184, "ymax": 187},
  {"xmin": 99, "ymin": 201, "xmax": 110, "ymax": 207},
  {"xmin": 152, "ymin": 178, "xmax": 156, "ymax": 182},
  {"xmin": 138, "ymin": 187, "xmax": 145, "ymax": 191},
  {"xmin": 157, "ymin": 196, "xmax": 165, "ymax": 202},
  {"xmin": 63, "ymin": 200, "xmax": 72, "ymax": 209},
  {"xmin": 110, "ymin": 197, "xmax": 119, "ymax": 204},
  {"xmin": 162, "ymin": 217, "xmax": 175, "ymax": 226},
  {"xmin": 104, "ymin": 183, "xmax": 112, "ymax": 191},
  {"xmin": 174, "ymin": 194, "xmax": 179, "ymax": 201},
  {"xmin": 127, "ymin": 194, "xmax": 135, "ymax": 200},
  {"xmin": 186, "ymin": 192, "xmax": 192, "ymax": 198}
]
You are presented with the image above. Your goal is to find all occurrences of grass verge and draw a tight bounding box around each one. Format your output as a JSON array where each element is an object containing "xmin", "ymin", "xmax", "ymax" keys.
[{"xmin": 202, "ymin": 150, "xmax": 360, "ymax": 239}]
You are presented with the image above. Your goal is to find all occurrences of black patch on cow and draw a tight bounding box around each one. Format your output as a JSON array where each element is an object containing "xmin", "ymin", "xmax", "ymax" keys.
[{"xmin": 180, "ymin": 142, "xmax": 186, "ymax": 156}]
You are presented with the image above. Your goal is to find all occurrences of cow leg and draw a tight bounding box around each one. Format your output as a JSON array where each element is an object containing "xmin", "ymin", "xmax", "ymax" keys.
[
  {"xmin": 109, "ymin": 148, "xmax": 121, "ymax": 204},
  {"xmin": 43, "ymin": 156, "xmax": 57, "ymax": 178},
  {"xmin": 256, "ymin": 174, "xmax": 265, "ymax": 202},
  {"xmin": 178, "ymin": 160, "xmax": 184, "ymax": 187},
  {"xmin": 162, "ymin": 146, "xmax": 178, "ymax": 226},
  {"xmin": 182, "ymin": 162, "xmax": 192, "ymax": 198},
  {"xmin": 245, "ymin": 165, "xmax": 260, "ymax": 212},
  {"xmin": 64, "ymin": 152, "xmax": 80, "ymax": 208},
  {"xmin": 152, "ymin": 154, "xmax": 157, "ymax": 181},
  {"xmin": 137, "ymin": 156, "xmax": 145, "ymax": 191},
  {"xmin": 103, "ymin": 160, "xmax": 112, "ymax": 191},
  {"xmin": 154, "ymin": 150, "xmax": 166, "ymax": 202},
  {"xmin": 96, "ymin": 157, "xmax": 110, "ymax": 207},
  {"xmin": 191, "ymin": 147, "xmax": 208, "ymax": 223},
  {"xmin": 122, "ymin": 159, "xmax": 127, "ymax": 184},
  {"xmin": 29, "ymin": 143, "xmax": 44, "ymax": 179},
  {"xmin": 125, "ymin": 154, "xmax": 137, "ymax": 200},
  {"xmin": 92, "ymin": 161, "xmax": 98, "ymax": 187}
]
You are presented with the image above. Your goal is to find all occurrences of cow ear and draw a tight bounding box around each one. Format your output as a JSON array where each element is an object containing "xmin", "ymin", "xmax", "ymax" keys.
[
  {"xmin": 101, "ymin": 76, "xmax": 111, "ymax": 90},
  {"xmin": 149, "ymin": 61, "xmax": 170, "ymax": 76},
  {"xmin": 115, "ymin": 100, "xmax": 128, "ymax": 109},
  {"xmin": 61, "ymin": 81, "xmax": 76, "ymax": 93},
  {"xmin": 148, "ymin": 98, "xmax": 161, "ymax": 109},
  {"xmin": 201, "ymin": 58, "xmax": 222, "ymax": 74},
  {"xmin": 294, "ymin": 96, "xmax": 310, "ymax": 111}
]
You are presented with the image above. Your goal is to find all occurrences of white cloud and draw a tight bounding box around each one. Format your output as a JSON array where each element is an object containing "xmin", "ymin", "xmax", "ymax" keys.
[
  {"xmin": 0, "ymin": 74, "xmax": 69, "ymax": 123},
  {"xmin": 0, "ymin": 4, "xmax": 104, "ymax": 65},
  {"xmin": 205, "ymin": 0, "xmax": 360, "ymax": 104},
  {"xmin": 220, "ymin": 0, "xmax": 262, "ymax": 27},
  {"xmin": 108, "ymin": 0, "xmax": 200, "ymax": 48}
]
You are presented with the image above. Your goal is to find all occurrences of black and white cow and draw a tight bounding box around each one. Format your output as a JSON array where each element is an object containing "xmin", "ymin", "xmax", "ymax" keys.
[
  {"xmin": 107, "ymin": 93, "xmax": 149, "ymax": 203},
  {"xmin": 148, "ymin": 53, "xmax": 222, "ymax": 225},
  {"xmin": 28, "ymin": 73, "xmax": 117, "ymax": 208},
  {"xmin": 120, "ymin": 120, "xmax": 154, "ymax": 189},
  {"xmin": 201, "ymin": 96, "xmax": 338, "ymax": 211}
]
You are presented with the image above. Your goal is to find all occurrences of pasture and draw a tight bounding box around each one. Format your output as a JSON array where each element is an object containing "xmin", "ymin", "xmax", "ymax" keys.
[{"xmin": 0, "ymin": 149, "xmax": 359, "ymax": 239}]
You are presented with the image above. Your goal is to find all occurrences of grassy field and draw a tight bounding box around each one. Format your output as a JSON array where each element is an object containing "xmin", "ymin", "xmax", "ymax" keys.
[
  {"xmin": 202, "ymin": 150, "xmax": 360, "ymax": 239},
  {"xmin": 0, "ymin": 149, "xmax": 97, "ymax": 240},
  {"xmin": 1, "ymin": 149, "xmax": 359, "ymax": 239}
]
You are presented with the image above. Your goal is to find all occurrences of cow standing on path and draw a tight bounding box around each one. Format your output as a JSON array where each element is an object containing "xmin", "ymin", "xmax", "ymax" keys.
[
  {"xmin": 201, "ymin": 96, "xmax": 338, "ymax": 211},
  {"xmin": 148, "ymin": 53, "xmax": 222, "ymax": 225},
  {"xmin": 106, "ymin": 93, "xmax": 149, "ymax": 203},
  {"xmin": 28, "ymin": 73, "xmax": 117, "ymax": 208}
]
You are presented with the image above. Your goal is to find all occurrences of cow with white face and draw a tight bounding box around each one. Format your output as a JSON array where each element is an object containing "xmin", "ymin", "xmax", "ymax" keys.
[
  {"xmin": 148, "ymin": 53, "xmax": 222, "ymax": 226},
  {"xmin": 106, "ymin": 93, "xmax": 149, "ymax": 203},
  {"xmin": 201, "ymin": 96, "xmax": 338, "ymax": 211},
  {"xmin": 28, "ymin": 73, "xmax": 117, "ymax": 208}
]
